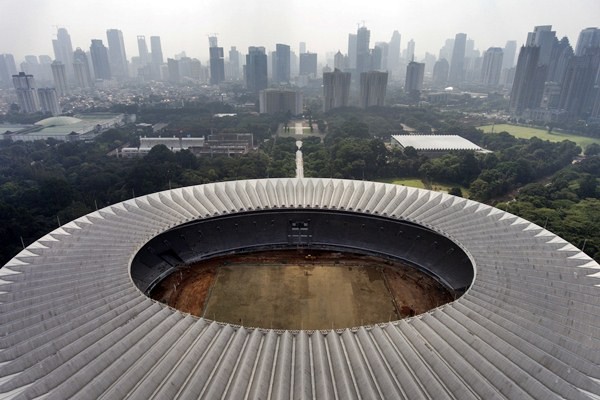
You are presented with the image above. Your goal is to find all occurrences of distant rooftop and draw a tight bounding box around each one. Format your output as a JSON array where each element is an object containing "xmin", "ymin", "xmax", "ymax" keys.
[{"xmin": 392, "ymin": 134, "xmax": 488, "ymax": 152}]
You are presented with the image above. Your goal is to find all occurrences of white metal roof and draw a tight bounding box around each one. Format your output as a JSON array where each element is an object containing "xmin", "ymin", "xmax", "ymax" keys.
[
  {"xmin": 0, "ymin": 178, "xmax": 599, "ymax": 399},
  {"xmin": 392, "ymin": 135, "xmax": 484, "ymax": 151}
]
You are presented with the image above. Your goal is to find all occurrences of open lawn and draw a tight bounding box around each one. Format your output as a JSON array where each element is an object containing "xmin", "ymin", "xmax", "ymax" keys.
[{"xmin": 478, "ymin": 124, "xmax": 600, "ymax": 149}]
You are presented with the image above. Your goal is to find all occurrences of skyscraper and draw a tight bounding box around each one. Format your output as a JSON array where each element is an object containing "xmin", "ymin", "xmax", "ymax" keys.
[
  {"xmin": 0, "ymin": 54, "xmax": 17, "ymax": 87},
  {"xmin": 449, "ymin": 33, "xmax": 467, "ymax": 84},
  {"xmin": 106, "ymin": 29, "xmax": 129, "ymax": 79},
  {"xmin": 51, "ymin": 61, "xmax": 69, "ymax": 96},
  {"xmin": 228, "ymin": 47, "xmax": 241, "ymax": 80},
  {"xmin": 432, "ymin": 58, "xmax": 450, "ymax": 86},
  {"xmin": 167, "ymin": 58, "xmax": 180, "ymax": 83},
  {"xmin": 90, "ymin": 39, "xmax": 112, "ymax": 80},
  {"xmin": 388, "ymin": 31, "xmax": 401, "ymax": 73},
  {"xmin": 137, "ymin": 36, "xmax": 150, "ymax": 66},
  {"xmin": 299, "ymin": 53, "xmax": 317, "ymax": 77},
  {"xmin": 13, "ymin": 72, "xmax": 41, "ymax": 113},
  {"xmin": 299, "ymin": 42, "xmax": 306, "ymax": 54},
  {"xmin": 37, "ymin": 88, "xmax": 61, "ymax": 116},
  {"xmin": 52, "ymin": 28, "xmax": 74, "ymax": 80},
  {"xmin": 547, "ymin": 37, "xmax": 573, "ymax": 84},
  {"xmin": 356, "ymin": 27, "xmax": 371, "ymax": 74},
  {"xmin": 502, "ymin": 40, "xmax": 517, "ymax": 70},
  {"xmin": 526, "ymin": 26, "xmax": 556, "ymax": 67},
  {"xmin": 347, "ymin": 34, "xmax": 357, "ymax": 69},
  {"xmin": 150, "ymin": 36, "xmax": 164, "ymax": 80},
  {"xmin": 209, "ymin": 36, "xmax": 225, "ymax": 85},
  {"xmin": 405, "ymin": 61, "xmax": 425, "ymax": 94},
  {"xmin": 558, "ymin": 50, "xmax": 600, "ymax": 118},
  {"xmin": 480, "ymin": 47, "xmax": 504, "ymax": 87},
  {"xmin": 575, "ymin": 27, "xmax": 600, "ymax": 56},
  {"xmin": 73, "ymin": 48, "xmax": 94, "ymax": 89},
  {"xmin": 323, "ymin": 68, "xmax": 351, "ymax": 112},
  {"xmin": 334, "ymin": 51, "xmax": 345, "ymax": 70},
  {"xmin": 273, "ymin": 44, "xmax": 291, "ymax": 83},
  {"xmin": 405, "ymin": 39, "xmax": 415, "ymax": 62},
  {"xmin": 245, "ymin": 46, "xmax": 268, "ymax": 93},
  {"xmin": 359, "ymin": 71, "xmax": 388, "ymax": 108},
  {"xmin": 509, "ymin": 46, "xmax": 542, "ymax": 114}
]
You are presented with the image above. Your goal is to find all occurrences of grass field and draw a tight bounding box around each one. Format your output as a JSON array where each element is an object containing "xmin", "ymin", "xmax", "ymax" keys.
[
  {"xmin": 478, "ymin": 124, "xmax": 600, "ymax": 149},
  {"xmin": 380, "ymin": 178, "xmax": 470, "ymax": 197}
]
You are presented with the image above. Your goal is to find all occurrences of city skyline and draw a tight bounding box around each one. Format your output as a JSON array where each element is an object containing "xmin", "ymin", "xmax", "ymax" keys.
[{"xmin": 1, "ymin": 0, "xmax": 598, "ymax": 62}]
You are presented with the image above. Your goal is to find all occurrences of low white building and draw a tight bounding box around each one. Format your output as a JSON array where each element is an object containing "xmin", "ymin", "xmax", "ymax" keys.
[{"xmin": 391, "ymin": 134, "xmax": 490, "ymax": 155}]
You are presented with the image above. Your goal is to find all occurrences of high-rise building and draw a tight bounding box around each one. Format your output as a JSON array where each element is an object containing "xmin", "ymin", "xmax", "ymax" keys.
[
  {"xmin": 359, "ymin": 71, "xmax": 388, "ymax": 108},
  {"xmin": 13, "ymin": 72, "xmax": 41, "ymax": 113},
  {"xmin": 37, "ymin": 55, "xmax": 53, "ymax": 84},
  {"xmin": 526, "ymin": 25, "xmax": 556, "ymax": 66},
  {"xmin": 405, "ymin": 39, "xmax": 415, "ymax": 62},
  {"xmin": 52, "ymin": 28, "xmax": 75, "ymax": 80},
  {"xmin": 509, "ymin": 46, "xmax": 543, "ymax": 114},
  {"xmin": 356, "ymin": 27, "xmax": 371, "ymax": 74},
  {"xmin": 73, "ymin": 48, "xmax": 94, "ymax": 89},
  {"xmin": 245, "ymin": 46, "xmax": 268, "ymax": 93},
  {"xmin": 0, "ymin": 54, "xmax": 17, "ymax": 87},
  {"xmin": 106, "ymin": 29, "xmax": 129, "ymax": 79},
  {"xmin": 323, "ymin": 68, "xmax": 351, "ymax": 112},
  {"xmin": 273, "ymin": 44, "xmax": 291, "ymax": 83},
  {"xmin": 137, "ymin": 36, "xmax": 150, "ymax": 66},
  {"xmin": 347, "ymin": 34, "xmax": 357, "ymax": 69},
  {"xmin": 51, "ymin": 61, "xmax": 69, "ymax": 96},
  {"xmin": 449, "ymin": 33, "xmax": 467, "ymax": 84},
  {"xmin": 432, "ymin": 58, "xmax": 450, "ymax": 86},
  {"xmin": 502, "ymin": 40, "xmax": 517, "ymax": 70},
  {"xmin": 547, "ymin": 37, "xmax": 573, "ymax": 84},
  {"xmin": 299, "ymin": 53, "xmax": 317, "ymax": 77},
  {"xmin": 299, "ymin": 42, "xmax": 306, "ymax": 54},
  {"xmin": 209, "ymin": 36, "xmax": 225, "ymax": 85},
  {"xmin": 480, "ymin": 47, "xmax": 504, "ymax": 87},
  {"xmin": 405, "ymin": 61, "xmax": 425, "ymax": 94},
  {"xmin": 439, "ymin": 38, "xmax": 455, "ymax": 62},
  {"xmin": 228, "ymin": 46, "xmax": 241, "ymax": 80},
  {"xmin": 150, "ymin": 36, "xmax": 164, "ymax": 80},
  {"xmin": 558, "ymin": 50, "xmax": 600, "ymax": 118},
  {"xmin": 167, "ymin": 58, "xmax": 180, "ymax": 83},
  {"xmin": 388, "ymin": 31, "xmax": 401, "ymax": 73},
  {"xmin": 37, "ymin": 88, "xmax": 61, "ymax": 116},
  {"xmin": 370, "ymin": 45, "xmax": 383, "ymax": 70},
  {"xmin": 334, "ymin": 51, "xmax": 345, "ymax": 70},
  {"xmin": 259, "ymin": 88, "xmax": 303, "ymax": 115},
  {"xmin": 575, "ymin": 27, "xmax": 600, "ymax": 56},
  {"xmin": 90, "ymin": 39, "xmax": 112, "ymax": 80}
]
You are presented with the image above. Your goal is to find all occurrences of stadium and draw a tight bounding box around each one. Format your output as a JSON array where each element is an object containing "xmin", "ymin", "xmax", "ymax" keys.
[{"xmin": 1, "ymin": 178, "xmax": 599, "ymax": 399}]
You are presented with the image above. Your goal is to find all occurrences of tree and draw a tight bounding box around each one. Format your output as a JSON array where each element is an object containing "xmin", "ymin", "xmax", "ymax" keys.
[{"xmin": 584, "ymin": 143, "xmax": 600, "ymax": 156}]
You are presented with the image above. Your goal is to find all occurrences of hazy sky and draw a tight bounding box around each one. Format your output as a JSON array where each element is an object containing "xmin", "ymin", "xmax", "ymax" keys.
[{"xmin": 1, "ymin": 0, "xmax": 599, "ymax": 62}]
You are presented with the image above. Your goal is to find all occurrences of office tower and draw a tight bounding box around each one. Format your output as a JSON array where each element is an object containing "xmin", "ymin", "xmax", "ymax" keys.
[
  {"xmin": 228, "ymin": 46, "xmax": 241, "ymax": 80},
  {"xmin": 405, "ymin": 61, "xmax": 425, "ymax": 95},
  {"xmin": 73, "ymin": 48, "xmax": 93, "ymax": 89},
  {"xmin": 90, "ymin": 39, "xmax": 112, "ymax": 80},
  {"xmin": 22, "ymin": 56, "xmax": 40, "ymax": 78},
  {"xmin": 259, "ymin": 88, "xmax": 303, "ymax": 115},
  {"xmin": 423, "ymin": 52, "xmax": 436, "ymax": 75},
  {"xmin": 245, "ymin": 46, "xmax": 268, "ymax": 93},
  {"xmin": 38, "ymin": 55, "xmax": 53, "ymax": 84},
  {"xmin": 208, "ymin": 36, "xmax": 225, "ymax": 85},
  {"xmin": 37, "ymin": 88, "xmax": 61, "ymax": 116},
  {"xmin": 432, "ymin": 59, "xmax": 450, "ymax": 86},
  {"xmin": 388, "ymin": 31, "xmax": 401, "ymax": 72},
  {"xmin": 150, "ymin": 36, "xmax": 164, "ymax": 80},
  {"xmin": 0, "ymin": 54, "xmax": 17, "ymax": 87},
  {"xmin": 575, "ymin": 27, "xmax": 600, "ymax": 56},
  {"xmin": 359, "ymin": 71, "xmax": 388, "ymax": 108},
  {"xmin": 137, "ymin": 36, "xmax": 150, "ymax": 66},
  {"xmin": 480, "ymin": 47, "xmax": 503, "ymax": 87},
  {"xmin": 405, "ymin": 39, "xmax": 415, "ymax": 61},
  {"xmin": 271, "ymin": 44, "xmax": 290, "ymax": 83},
  {"xmin": 465, "ymin": 39, "xmax": 475, "ymax": 59},
  {"xmin": 370, "ymin": 45, "xmax": 383, "ymax": 70},
  {"xmin": 449, "ymin": 33, "xmax": 467, "ymax": 84},
  {"xmin": 502, "ymin": 40, "xmax": 517, "ymax": 70},
  {"xmin": 334, "ymin": 51, "xmax": 345, "ymax": 70},
  {"xmin": 439, "ymin": 38, "xmax": 454, "ymax": 61},
  {"xmin": 526, "ymin": 25, "xmax": 556, "ymax": 66},
  {"xmin": 13, "ymin": 72, "xmax": 41, "ymax": 113},
  {"xmin": 167, "ymin": 58, "xmax": 180, "ymax": 83},
  {"xmin": 356, "ymin": 26, "xmax": 371, "ymax": 74},
  {"xmin": 106, "ymin": 29, "xmax": 129, "ymax": 79},
  {"xmin": 52, "ymin": 28, "xmax": 74, "ymax": 80},
  {"xmin": 347, "ymin": 34, "xmax": 357, "ymax": 69},
  {"xmin": 547, "ymin": 37, "xmax": 573, "ymax": 84},
  {"xmin": 299, "ymin": 53, "xmax": 317, "ymax": 77},
  {"xmin": 558, "ymin": 50, "xmax": 600, "ymax": 118},
  {"xmin": 323, "ymin": 68, "xmax": 351, "ymax": 112},
  {"xmin": 299, "ymin": 42, "xmax": 306, "ymax": 54},
  {"xmin": 51, "ymin": 61, "xmax": 69, "ymax": 96},
  {"xmin": 509, "ymin": 46, "xmax": 542, "ymax": 114}
]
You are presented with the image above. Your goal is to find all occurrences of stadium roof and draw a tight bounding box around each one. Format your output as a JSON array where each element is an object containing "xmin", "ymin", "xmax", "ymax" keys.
[
  {"xmin": 1, "ymin": 178, "xmax": 599, "ymax": 398},
  {"xmin": 392, "ymin": 134, "xmax": 487, "ymax": 152}
]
